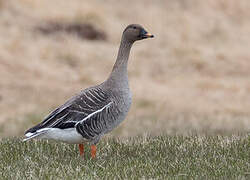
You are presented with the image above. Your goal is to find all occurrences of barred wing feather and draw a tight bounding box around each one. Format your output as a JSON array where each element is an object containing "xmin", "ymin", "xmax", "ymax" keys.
[{"xmin": 25, "ymin": 88, "xmax": 112, "ymax": 134}]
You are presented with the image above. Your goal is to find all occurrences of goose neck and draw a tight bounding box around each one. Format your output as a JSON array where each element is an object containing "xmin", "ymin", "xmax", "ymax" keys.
[{"xmin": 107, "ymin": 38, "xmax": 133, "ymax": 88}]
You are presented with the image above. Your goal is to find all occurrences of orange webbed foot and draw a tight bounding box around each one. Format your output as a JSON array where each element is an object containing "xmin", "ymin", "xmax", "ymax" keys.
[
  {"xmin": 91, "ymin": 144, "xmax": 97, "ymax": 158},
  {"xmin": 78, "ymin": 144, "xmax": 84, "ymax": 157}
]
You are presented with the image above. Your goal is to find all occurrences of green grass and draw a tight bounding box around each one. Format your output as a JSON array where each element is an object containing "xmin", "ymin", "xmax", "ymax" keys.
[{"xmin": 0, "ymin": 135, "xmax": 249, "ymax": 179}]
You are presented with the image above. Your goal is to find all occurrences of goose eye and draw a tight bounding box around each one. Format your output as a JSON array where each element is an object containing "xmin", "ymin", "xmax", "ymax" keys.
[{"xmin": 132, "ymin": 26, "xmax": 136, "ymax": 29}]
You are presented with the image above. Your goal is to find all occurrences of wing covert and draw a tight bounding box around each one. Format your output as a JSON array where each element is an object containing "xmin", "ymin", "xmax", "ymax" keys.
[{"xmin": 36, "ymin": 87, "xmax": 111, "ymax": 130}]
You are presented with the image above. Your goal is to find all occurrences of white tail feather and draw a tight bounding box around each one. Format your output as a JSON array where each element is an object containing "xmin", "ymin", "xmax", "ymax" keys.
[{"xmin": 23, "ymin": 129, "xmax": 49, "ymax": 142}]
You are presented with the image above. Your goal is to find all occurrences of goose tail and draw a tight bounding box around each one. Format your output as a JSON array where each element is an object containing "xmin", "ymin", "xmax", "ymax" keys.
[{"xmin": 23, "ymin": 128, "xmax": 50, "ymax": 142}]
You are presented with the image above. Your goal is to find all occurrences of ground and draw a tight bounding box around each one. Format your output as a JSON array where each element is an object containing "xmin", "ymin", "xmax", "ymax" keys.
[
  {"xmin": 0, "ymin": 0, "xmax": 250, "ymax": 138},
  {"xmin": 0, "ymin": 135, "xmax": 249, "ymax": 179}
]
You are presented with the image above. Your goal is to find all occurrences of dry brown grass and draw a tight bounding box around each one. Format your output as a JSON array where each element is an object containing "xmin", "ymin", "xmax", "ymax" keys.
[{"xmin": 1, "ymin": 0, "xmax": 250, "ymax": 137}]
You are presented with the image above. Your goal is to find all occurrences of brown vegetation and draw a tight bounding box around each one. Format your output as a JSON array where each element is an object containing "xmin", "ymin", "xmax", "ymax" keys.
[
  {"xmin": 0, "ymin": 0, "xmax": 250, "ymax": 137},
  {"xmin": 36, "ymin": 22, "xmax": 107, "ymax": 41}
]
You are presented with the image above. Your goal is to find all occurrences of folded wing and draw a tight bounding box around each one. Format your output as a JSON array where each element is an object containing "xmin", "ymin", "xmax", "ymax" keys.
[{"xmin": 25, "ymin": 87, "xmax": 112, "ymax": 137}]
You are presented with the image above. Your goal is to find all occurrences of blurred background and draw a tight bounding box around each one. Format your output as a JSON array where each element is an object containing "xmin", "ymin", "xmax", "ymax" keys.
[{"xmin": 0, "ymin": 0, "xmax": 250, "ymax": 138}]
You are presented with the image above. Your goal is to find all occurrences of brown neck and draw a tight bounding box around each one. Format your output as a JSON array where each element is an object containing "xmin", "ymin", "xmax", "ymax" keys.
[{"xmin": 106, "ymin": 36, "xmax": 134, "ymax": 89}]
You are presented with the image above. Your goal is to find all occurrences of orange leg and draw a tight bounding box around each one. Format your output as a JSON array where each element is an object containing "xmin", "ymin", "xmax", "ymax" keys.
[
  {"xmin": 91, "ymin": 144, "xmax": 97, "ymax": 158},
  {"xmin": 78, "ymin": 144, "xmax": 84, "ymax": 156}
]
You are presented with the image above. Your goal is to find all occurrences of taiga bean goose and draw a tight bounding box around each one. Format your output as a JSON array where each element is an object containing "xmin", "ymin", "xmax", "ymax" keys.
[{"xmin": 23, "ymin": 24, "xmax": 154, "ymax": 158}]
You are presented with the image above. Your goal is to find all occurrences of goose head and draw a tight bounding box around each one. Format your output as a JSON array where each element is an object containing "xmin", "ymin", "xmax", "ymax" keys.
[{"xmin": 122, "ymin": 24, "xmax": 154, "ymax": 43}]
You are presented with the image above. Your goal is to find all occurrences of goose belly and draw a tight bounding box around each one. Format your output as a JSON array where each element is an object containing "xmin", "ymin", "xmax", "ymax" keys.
[{"xmin": 39, "ymin": 128, "xmax": 86, "ymax": 144}]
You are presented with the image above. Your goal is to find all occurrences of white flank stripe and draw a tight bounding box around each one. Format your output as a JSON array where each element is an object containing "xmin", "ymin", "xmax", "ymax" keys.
[
  {"xmin": 78, "ymin": 102, "xmax": 113, "ymax": 124},
  {"xmin": 37, "ymin": 128, "xmax": 51, "ymax": 133}
]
